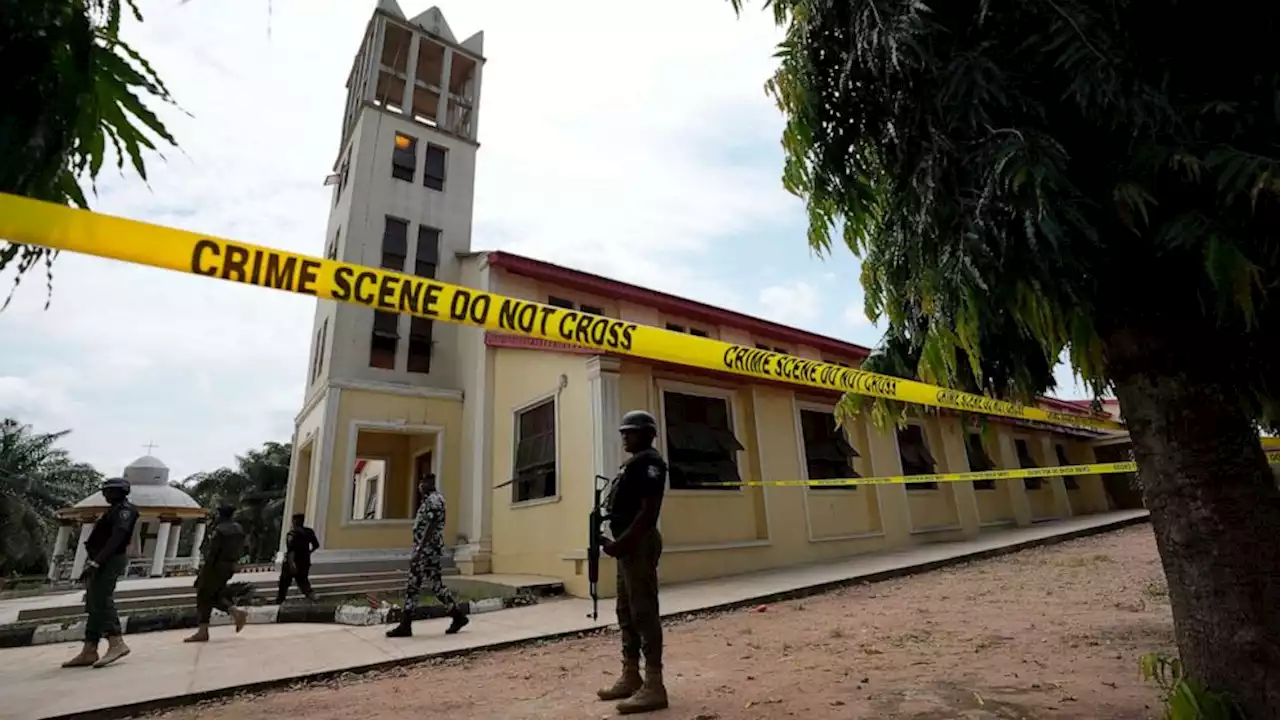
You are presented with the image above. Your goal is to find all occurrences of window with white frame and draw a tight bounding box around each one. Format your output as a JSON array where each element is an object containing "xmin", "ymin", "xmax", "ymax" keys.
[
  {"xmin": 799, "ymin": 408, "xmax": 860, "ymax": 490},
  {"xmin": 662, "ymin": 389, "xmax": 744, "ymax": 490},
  {"xmin": 965, "ymin": 431, "xmax": 997, "ymax": 490},
  {"xmin": 897, "ymin": 424, "xmax": 938, "ymax": 490},
  {"xmin": 1015, "ymin": 438, "xmax": 1042, "ymax": 489},
  {"xmin": 512, "ymin": 398, "xmax": 557, "ymax": 502}
]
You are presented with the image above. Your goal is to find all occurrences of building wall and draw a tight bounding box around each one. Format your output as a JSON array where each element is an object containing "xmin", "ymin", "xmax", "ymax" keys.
[
  {"xmin": 317, "ymin": 387, "xmax": 464, "ymax": 553},
  {"xmin": 488, "ymin": 348, "xmax": 595, "ymax": 579}
]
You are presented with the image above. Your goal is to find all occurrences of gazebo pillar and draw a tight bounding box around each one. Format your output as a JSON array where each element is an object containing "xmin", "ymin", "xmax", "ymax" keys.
[
  {"xmin": 189, "ymin": 520, "xmax": 208, "ymax": 568},
  {"xmin": 150, "ymin": 517, "xmax": 174, "ymax": 577},
  {"xmin": 166, "ymin": 523, "xmax": 182, "ymax": 560},
  {"xmin": 70, "ymin": 524, "xmax": 93, "ymax": 580},
  {"xmin": 46, "ymin": 522, "xmax": 74, "ymax": 581}
]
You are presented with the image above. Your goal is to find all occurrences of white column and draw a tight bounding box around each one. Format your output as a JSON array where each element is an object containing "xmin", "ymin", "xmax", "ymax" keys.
[
  {"xmin": 188, "ymin": 521, "xmax": 207, "ymax": 567},
  {"xmin": 70, "ymin": 524, "xmax": 92, "ymax": 580},
  {"xmin": 436, "ymin": 48, "xmax": 454, "ymax": 130},
  {"xmin": 588, "ymin": 356, "xmax": 624, "ymax": 481},
  {"xmin": 400, "ymin": 33, "xmax": 420, "ymax": 117},
  {"xmin": 466, "ymin": 52, "xmax": 482, "ymax": 142},
  {"xmin": 166, "ymin": 523, "xmax": 182, "ymax": 560},
  {"xmin": 150, "ymin": 520, "xmax": 172, "ymax": 577},
  {"xmin": 47, "ymin": 524, "xmax": 73, "ymax": 580}
]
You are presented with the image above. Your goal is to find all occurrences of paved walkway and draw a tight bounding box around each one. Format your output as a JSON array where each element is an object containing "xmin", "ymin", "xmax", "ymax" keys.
[{"xmin": 0, "ymin": 510, "xmax": 1148, "ymax": 720}]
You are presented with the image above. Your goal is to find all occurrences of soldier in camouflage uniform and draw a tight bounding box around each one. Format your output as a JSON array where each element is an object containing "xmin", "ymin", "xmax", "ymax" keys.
[{"xmin": 385, "ymin": 473, "xmax": 468, "ymax": 637}]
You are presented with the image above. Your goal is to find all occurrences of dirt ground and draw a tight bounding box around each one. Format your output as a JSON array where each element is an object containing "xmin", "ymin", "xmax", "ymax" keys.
[{"xmin": 154, "ymin": 525, "xmax": 1174, "ymax": 719}]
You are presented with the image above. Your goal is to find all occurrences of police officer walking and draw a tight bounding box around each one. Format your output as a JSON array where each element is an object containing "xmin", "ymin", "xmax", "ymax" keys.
[
  {"xmin": 185, "ymin": 504, "xmax": 248, "ymax": 642},
  {"xmin": 275, "ymin": 513, "xmax": 319, "ymax": 604},
  {"xmin": 61, "ymin": 477, "xmax": 138, "ymax": 668},
  {"xmin": 597, "ymin": 410, "xmax": 669, "ymax": 714},
  {"xmin": 385, "ymin": 473, "xmax": 468, "ymax": 637}
]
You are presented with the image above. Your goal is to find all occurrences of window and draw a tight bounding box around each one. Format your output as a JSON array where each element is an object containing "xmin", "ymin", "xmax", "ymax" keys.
[
  {"xmin": 382, "ymin": 217, "xmax": 408, "ymax": 271},
  {"xmin": 370, "ymin": 311, "xmax": 398, "ymax": 369},
  {"xmin": 666, "ymin": 322, "xmax": 711, "ymax": 338},
  {"xmin": 663, "ymin": 390, "xmax": 744, "ymax": 490},
  {"xmin": 965, "ymin": 432, "xmax": 996, "ymax": 490},
  {"xmin": 415, "ymin": 226, "xmax": 439, "ymax": 278},
  {"xmin": 392, "ymin": 133, "xmax": 417, "ymax": 181},
  {"xmin": 335, "ymin": 158, "xmax": 350, "ymax": 207},
  {"xmin": 310, "ymin": 320, "xmax": 328, "ymax": 383},
  {"xmin": 1015, "ymin": 438, "xmax": 1041, "ymax": 490},
  {"xmin": 407, "ymin": 317, "xmax": 433, "ymax": 374},
  {"xmin": 512, "ymin": 399, "xmax": 557, "ymax": 502},
  {"xmin": 825, "ymin": 359, "xmax": 854, "ymax": 368},
  {"xmin": 580, "ymin": 304, "xmax": 604, "ymax": 316},
  {"xmin": 350, "ymin": 458, "xmax": 387, "ymax": 520},
  {"xmin": 756, "ymin": 343, "xmax": 788, "ymax": 355},
  {"xmin": 424, "ymin": 145, "xmax": 447, "ymax": 191},
  {"xmin": 325, "ymin": 228, "xmax": 340, "ymax": 261},
  {"xmin": 897, "ymin": 424, "xmax": 937, "ymax": 490},
  {"xmin": 799, "ymin": 409, "xmax": 859, "ymax": 490},
  {"xmin": 1055, "ymin": 443, "xmax": 1080, "ymax": 490},
  {"xmin": 548, "ymin": 296, "xmax": 575, "ymax": 310}
]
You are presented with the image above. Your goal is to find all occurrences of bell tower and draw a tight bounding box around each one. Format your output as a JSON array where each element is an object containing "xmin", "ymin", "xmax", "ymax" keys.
[
  {"xmin": 304, "ymin": 0, "xmax": 484, "ymax": 396},
  {"xmin": 283, "ymin": 2, "xmax": 485, "ymax": 570}
]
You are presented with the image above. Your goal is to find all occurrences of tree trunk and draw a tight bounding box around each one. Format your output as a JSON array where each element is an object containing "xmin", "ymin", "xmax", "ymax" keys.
[{"xmin": 1112, "ymin": 359, "xmax": 1280, "ymax": 718}]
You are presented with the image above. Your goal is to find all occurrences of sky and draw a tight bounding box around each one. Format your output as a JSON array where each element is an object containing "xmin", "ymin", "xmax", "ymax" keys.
[{"xmin": 0, "ymin": 0, "xmax": 1088, "ymax": 482}]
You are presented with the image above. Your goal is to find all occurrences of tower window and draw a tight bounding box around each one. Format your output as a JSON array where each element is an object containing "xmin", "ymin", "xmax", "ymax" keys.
[
  {"xmin": 407, "ymin": 317, "xmax": 434, "ymax": 374},
  {"xmin": 392, "ymin": 133, "xmax": 417, "ymax": 182},
  {"xmin": 548, "ymin": 296, "xmax": 574, "ymax": 310},
  {"xmin": 310, "ymin": 319, "xmax": 328, "ymax": 383},
  {"xmin": 424, "ymin": 145, "xmax": 447, "ymax": 191},
  {"xmin": 415, "ymin": 226, "xmax": 440, "ymax": 278},
  {"xmin": 580, "ymin": 304, "xmax": 604, "ymax": 316},
  {"xmin": 370, "ymin": 311, "xmax": 399, "ymax": 369},
  {"xmin": 382, "ymin": 217, "xmax": 408, "ymax": 271}
]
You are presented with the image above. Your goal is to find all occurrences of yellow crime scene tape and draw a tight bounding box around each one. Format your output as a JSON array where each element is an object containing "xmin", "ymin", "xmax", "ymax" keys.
[
  {"xmin": 0, "ymin": 192, "xmax": 1190, "ymax": 435},
  {"xmin": 707, "ymin": 452, "xmax": 1280, "ymax": 489}
]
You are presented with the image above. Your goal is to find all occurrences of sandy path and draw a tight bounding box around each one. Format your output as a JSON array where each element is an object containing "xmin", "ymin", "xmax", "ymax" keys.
[{"xmin": 154, "ymin": 525, "xmax": 1172, "ymax": 719}]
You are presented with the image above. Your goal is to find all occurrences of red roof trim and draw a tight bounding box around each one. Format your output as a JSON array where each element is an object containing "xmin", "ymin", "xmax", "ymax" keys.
[
  {"xmin": 485, "ymin": 251, "xmax": 871, "ymax": 360},
  {"xmin": 481, "ymin": 251, "xmax": 1110, "ymax": 422}
]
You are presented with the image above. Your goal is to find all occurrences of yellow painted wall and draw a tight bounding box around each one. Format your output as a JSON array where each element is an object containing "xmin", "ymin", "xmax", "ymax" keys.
[
  {"xmin": 905, "ymin": 417, "xmax": 962, "ymax": 532},
  {"xmin": 966, "ymin": 428, "xmax": 1015, "ymax": 525},
  {"xmin": 322, "ymin": 389, "xmax": 463, "ymax": 551},
  {"xmin": 1020, "ymin": 432, "xmax": 1059, "ymax": 519},
  {"xmin": 804, "ymin": 408, "xmax": 883, "ymax": 540},
  {"xmin": 488, "ymin": 348, "xmax": 595, "ymax": 580},
  {"xmin": 291, "ymin": 393, "xmax": 328, "ymax": 528}
]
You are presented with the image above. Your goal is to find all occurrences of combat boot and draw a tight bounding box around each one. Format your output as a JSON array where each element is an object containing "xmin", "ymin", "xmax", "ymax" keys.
[
  {"xmin": 61, "ymin": 641, "xmax": 98, "ymax": 668},
  {"xmin": 445, "ymin": 607, "xmax": 469, "ymax": 635},
  {"xmin": 385, "ymin": 618, "xmax": 412, "ymax": 637},
  {"xmin": 616, "ymin": 668, "xmax": 668, "ymax": 714},
  {"xmin": 184, "ymin": 625, "xmax": 210, "ymax": 642},
  {"xmin": 596, "ymin": 659, "xmax": 642, "ymax": 701},
  {"xmin": 93, "ymin": 636, "xmax": 130, "ymax": 667},
  {"xmin": 231, "ymin": 607, "xmax": 248, "ymax": 633}
]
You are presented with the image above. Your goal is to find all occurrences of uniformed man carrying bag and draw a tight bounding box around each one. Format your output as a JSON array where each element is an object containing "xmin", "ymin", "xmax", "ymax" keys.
[
  {"xmin": 61, "ymin": 477, "xmax": 137, "ymax": 669},
  {"xmin": 596, "ymin": 410, "xmax": 669, "ymax": 714}
]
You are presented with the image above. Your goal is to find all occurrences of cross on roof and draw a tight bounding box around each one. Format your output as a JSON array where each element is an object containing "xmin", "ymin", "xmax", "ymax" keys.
[{"xmin": 143, "ymin": 441, "xmax": 159, "ymax": 454}]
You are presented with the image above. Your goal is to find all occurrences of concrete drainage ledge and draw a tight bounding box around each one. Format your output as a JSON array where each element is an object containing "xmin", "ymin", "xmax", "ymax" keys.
[{"xmin": 0, "ymin": 594, "xmax": 533, "ymax": 650}]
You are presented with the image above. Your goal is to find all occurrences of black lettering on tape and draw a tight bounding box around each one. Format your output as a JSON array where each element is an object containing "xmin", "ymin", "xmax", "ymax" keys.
[
  {"xmin": 263, "ymin": 253, "xmax": 298, "ymax": 292},
  {"xmin": 538, "ymin": 306, "xmax": 555, "ymax": 337},
  {"xmin": 333, "ymin": 266, "xmax": 353, "ymax": 300},
  {"xmin": 224, "ymin": 244, "xmax": 249, "ymax": 282},
  {"xmin": 192, "ymin": 240, "xmax": 220, "ymax": 276},
  {"xmin": 468, "ymin": 293, "xmax": 492, "ymax": 324},
  {"xmin": 557, "ymin": 311, "xmax": 577, "ymax": 342},
  {"xmin": 450, "ymin": 289, "xmax": 472, "ymax": 321},
  {"xmin": 353, "ymin": 271, "xmax": 378, "ymax": 305},
  {"xmin": 401, "ymin": 279, "xmax": 423, "ymax": 313},
  {"xmin": 376, "ymin": 274, "xmax": 399, "ymax": 310},
  {"xmin": 297, "ymin": 259, "xmax": 321, "ymax": 295},
  {"xmin": 619, "ymin": 324, "xmax": 636, "ymax": 351}
]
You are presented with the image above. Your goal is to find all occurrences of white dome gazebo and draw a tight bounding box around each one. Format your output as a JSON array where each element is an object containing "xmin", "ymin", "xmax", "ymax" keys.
[{"xmin": 49, "ymin": 455, "xmax": 209, "ymax": 582}]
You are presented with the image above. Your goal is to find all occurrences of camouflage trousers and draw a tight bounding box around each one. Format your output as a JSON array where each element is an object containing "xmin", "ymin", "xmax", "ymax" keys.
[{"xmin": 403, "ymin": 548, "xmax": 457, "ymax": 616}]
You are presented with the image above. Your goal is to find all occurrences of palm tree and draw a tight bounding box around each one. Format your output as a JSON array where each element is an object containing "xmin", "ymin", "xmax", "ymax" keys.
[
  {"xmin": 0, "ymin": 419, "xmax": 102, "ymax": 576},
  {"xmin": 183, "ymin": 441, "xmax": 289, "ymax": 563}
]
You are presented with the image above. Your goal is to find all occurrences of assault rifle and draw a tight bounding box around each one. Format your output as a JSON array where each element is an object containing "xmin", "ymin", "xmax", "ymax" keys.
[{"xmin": 587, "ymin": 474, "xmax": 611, "ymax": 620}]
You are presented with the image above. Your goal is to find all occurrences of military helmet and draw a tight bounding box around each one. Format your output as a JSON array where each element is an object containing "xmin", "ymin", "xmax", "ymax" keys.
[
  {"xmin": 618, "ymin": 410, "xmax": 658, "ymax": 433},
  {"xmin": 101, "ymin": 477, "xmax": 131, "ymax": 495}
]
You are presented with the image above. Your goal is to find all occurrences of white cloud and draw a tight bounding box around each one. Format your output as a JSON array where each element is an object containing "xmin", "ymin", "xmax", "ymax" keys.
[
  {"xmin": 757, "ymin": 281, "xmax": 821, "ymax": 329},
  {"xmin": 843, "ymin": 301, "xmax": 874, "ymax": 329},
  {"xmin": 0, "ymin": 0, "xmax": 840, "ymax": 477}
]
